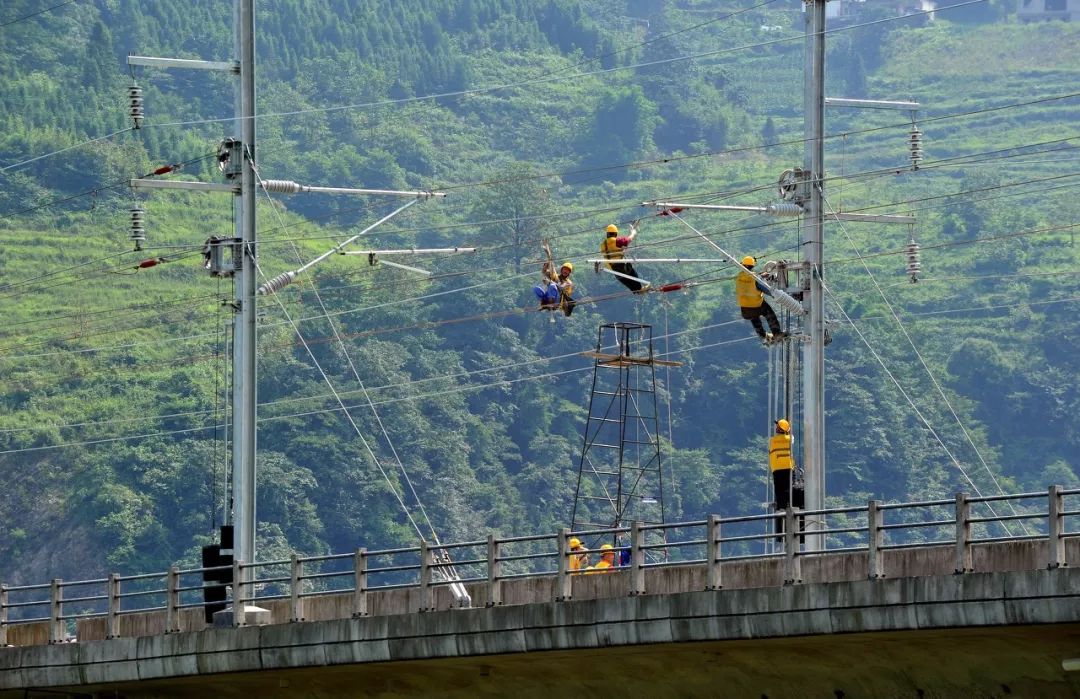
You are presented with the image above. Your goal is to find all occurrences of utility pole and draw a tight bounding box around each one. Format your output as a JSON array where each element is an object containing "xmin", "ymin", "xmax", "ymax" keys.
[
  {"xmin": 129, "ymin": 0, "xmax": 258, "ymax": 578},
  {"xmin": 801, "ymin": 0, "xmax": 827, "ymax": 550},
  {"xmin": 233, "ymin": 0, "xmax": 258, "ymax": 584},
  {"xmin": 130, "ymin": 1, "xmax": 447, "ymax": 601}
]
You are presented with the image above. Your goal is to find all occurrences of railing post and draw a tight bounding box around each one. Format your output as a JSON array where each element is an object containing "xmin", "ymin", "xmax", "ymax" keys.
[
  {"xmin": 1048, "ymin": 485, "xmax": 1066, "ymax": 569},
  {"xmin": 629, "ymin": 521, "xmax": 645, "ymax": 596},
  {"xmin": 0, "ymin": 584, "xmax": 9, "ymax": 647},
  {"xmin": 289, "ymin": 554, "xmax": 304, "ymax": 622},
  {"xmin": 784, "ymin": 509, "xmax": 801, "ymax": 584},
  {"xmin": 867, "ymin": 500, "xmax": 884, "ymax": 580},
  {"xmin": 352, "ymin": 548, "xmax": 368, "ymax": 618},
  {"xmin": 555, "ymin": 528, "xmax": 572, "ymax": 601},
  {"xmin": 232, "ymin": 559, "xmax": 245, "ymax": 627},
  {"xmin": 106, "ymin": 573, "xmax": 121, "ymax": 639},
  {"xmin": 487, "ymin": 535, "xmax": 502, "ymax": 607},
  {"xmin": 705, "ymin": 515, "xmax": 722, "ymax": 590},
  {"xmin": 49, "ymin": 578, "xmax": 63, "ymax": 644},
  {"xmin": 955, "ymin": 493, "xmax": 972, "ymax": 574},
  {"xmin": 419, "ymin": 540, "xmax": 433, "ymax": 612},
  {"xmin": 165, "ymin": 567, "xmax": 180, "ymax": 634}
]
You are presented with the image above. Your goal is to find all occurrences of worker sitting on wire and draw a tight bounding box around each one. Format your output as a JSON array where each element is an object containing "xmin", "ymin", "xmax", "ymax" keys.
[
  {"xmin": 736, "ymin": 255, "xmax": 785, "ymax": 344},
  {"xmin": 597, "ymin": 222, "xmax": 649, "ymax": 294},
  {"xmin": 534, "ymin": 261, "xmax": 576, "ymax": 316},
  {"xmin": 568, "ymin": 537, "xmax": 590, "ymax": 572}
]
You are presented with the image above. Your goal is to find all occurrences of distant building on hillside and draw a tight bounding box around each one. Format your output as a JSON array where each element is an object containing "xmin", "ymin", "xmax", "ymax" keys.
[
  {"xmin": 823, "ymin": 0, "xmax": 936, "ymax": 25},
  {"xmin": 1018, "ymin": 0, "xmax": 1078, "ymax": 21}
]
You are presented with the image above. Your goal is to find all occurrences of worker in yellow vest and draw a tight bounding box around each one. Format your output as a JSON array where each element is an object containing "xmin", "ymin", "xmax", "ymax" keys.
[
  {"xmin": 586, "ymin": 543, "xmax": 617, "ymax": 573},
  {"xmin": 598, "ymin": 223, "xmax": 648, "ymax": 293},
  {"xmin": 535, "ymin": 261, "xmax": 576, "ymax": 316},
  {"xmin": 568, "ymin": 537, "xmax": 590, "ymax": 572},
  {"xmin": 736, "ymin": 256, "xmax": 784, "ymax": 343},
  {"xmin": 770, "ymin": 418, "xmax": 795, "ymax": 512}
]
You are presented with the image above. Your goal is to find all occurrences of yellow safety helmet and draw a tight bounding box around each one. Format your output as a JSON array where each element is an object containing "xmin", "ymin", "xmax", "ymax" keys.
[
  {"xmin": 600, "ymin": 543, "xmax": 614, "ymax": 551},
  {"xmin": 606, "ymin": 224, "xmax": 619, "ymax": 234},
  {"xmin": 742, "ymin": 255, "xmax": 756, "ymax": 267},
  {"xmin": 569, "ymin": 537, "xmax": 582, "ymax": 549},
  {"xmin": 776, "ymin": 418, "xmax": 791, "ymax": 433},
  {"xmin": 560, "ymin": 262, "xmax": 574, "ymax": 273}
]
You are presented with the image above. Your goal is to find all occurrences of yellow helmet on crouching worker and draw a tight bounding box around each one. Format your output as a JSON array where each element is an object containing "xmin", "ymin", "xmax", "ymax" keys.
[
  {"xmin": 560, "ymin": 262, "xmax": 574, "ymax": 273},
  {"xmin": 606, "ymin": 224, "xmax": 619, "ymax": 235},
  {"xmin": 569, "ymin": 537, "xmax": 582, "ymax": 549},
  {"xmin": 776, "ymin": 418, "xmax": 791, "ymax": 433},
  {"xmin": 742, "ymin": 255, "xmax": 756, "ymax": 267}
]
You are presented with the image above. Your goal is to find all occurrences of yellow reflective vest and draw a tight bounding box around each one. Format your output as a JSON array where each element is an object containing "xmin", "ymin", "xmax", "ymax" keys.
[
  {"xmin": 769, "ymin": 433, "xmax": 794, "ymax": 472},
  {"xmin": 586, "ymin": 558, "xmax": 614, "ymax": 574},
  {"xmin": 601, "ymin": 235, "xmax": 625, "ymax": 266},
  {"xmin": 736, "ymin": 270, "xmax": 764, "ymax": 308}
]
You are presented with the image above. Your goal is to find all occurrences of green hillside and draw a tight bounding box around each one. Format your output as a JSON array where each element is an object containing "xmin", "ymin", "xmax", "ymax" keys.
[{"xmin": 0, "ymin": 0, "xmax": 1078, "ymax": 583}]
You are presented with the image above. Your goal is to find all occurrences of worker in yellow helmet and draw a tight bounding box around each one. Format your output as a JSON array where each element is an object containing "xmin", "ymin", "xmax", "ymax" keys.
[
  {"xmin": 586, "ymin": 543, "xmax": 617, "ymax": 574},
  {"xmin": 568, "ymin": 536, "xmax": 590, "ymax": 572},
  {"xmin": 736, "ymin": 256, "xmax": 785, "ymax": 343},
  {"xmin": 598, "ymin": 222, "xmax": 649, "ymax": 294},
  {"xmin": 534, "ymin": 261, "xmax": 576, "ymax": 316},
  {"xmin": 770, "ymin": 418, "xmax": 796, "ymax": 535}
]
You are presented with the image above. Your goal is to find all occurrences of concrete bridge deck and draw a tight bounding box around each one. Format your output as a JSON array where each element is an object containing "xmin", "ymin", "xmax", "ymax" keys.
[{"xmin": 3, "ymin": 540, "xmax": 1080, "ymax": 698}]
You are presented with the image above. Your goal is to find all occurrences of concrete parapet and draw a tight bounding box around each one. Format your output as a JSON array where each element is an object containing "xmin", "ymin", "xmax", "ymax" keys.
[
  {"xmin": 1, "ymin": 566, "xmax": 1079, "ymax": 695},
  {"xmin": 5, "ymin": 540, "xmax": 1080, "ymax": 697}
]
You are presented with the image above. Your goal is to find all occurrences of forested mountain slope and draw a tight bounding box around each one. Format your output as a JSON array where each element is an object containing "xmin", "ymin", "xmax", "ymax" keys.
[{"xmin": 0, "ymin": 0, "xmax": 1077, "ymax": 582}]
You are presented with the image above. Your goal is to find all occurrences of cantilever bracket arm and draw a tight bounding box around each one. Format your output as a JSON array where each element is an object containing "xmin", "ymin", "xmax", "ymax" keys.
[{"xmin": 258, "ymin": 198, "xmax": 421, "ymax": 295}]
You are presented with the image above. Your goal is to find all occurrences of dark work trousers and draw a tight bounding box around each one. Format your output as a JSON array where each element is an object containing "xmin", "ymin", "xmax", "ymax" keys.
[
  {"xmin": 774, "ymin": 469, "xmax": 806, "ymax": 542},
  {"xmin": 741, "ymin": 303, "xmax": 782, "ymax": 337},
  {"xmin": 609, "ymin": 261, "xmax": 644, "ymax": 292}
]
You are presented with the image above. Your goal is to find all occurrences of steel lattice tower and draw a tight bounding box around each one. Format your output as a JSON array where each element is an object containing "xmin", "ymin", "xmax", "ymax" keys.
[{"xmin": 571, "ymin": 322, "xmax": 681, "ymax": 534}]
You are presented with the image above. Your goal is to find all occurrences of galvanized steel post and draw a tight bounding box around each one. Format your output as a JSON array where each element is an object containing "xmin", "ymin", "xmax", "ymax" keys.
[
  {"xmin": 289, "ymin": 554, "xmax": 303, "ymax": 622},
  {"xmin": 232, "ymin": 559, "xmax": 245, "ymax": 627},
  {"xmin": 1048, "ymin": 485, "xmax": 1066, "ymax": 569},
  {"xmin": 165, "ymin": 567, "xmax": 180, "ymax": 634},
  {"xmin": 955, "ymin": 493, "xmax": 973, "ymax": 574},
  {"xmin": 784, "ymin": 509, "xmax": 801, "ymax": 585},
  {"xmin": 419, "ymin": 540, "xmax": 433, "ymax": 612},
  {"xmin": 352, "ymin": 548, "xmax": 368, "ymax": 618},
  {"xmin": 867, "ymin": 500, "xmax": 884, "ymax": 580},
  {"xmin": 0, "ymin": 584, "xmax": 9, "ymax": 646},
  {"xmin": 556, "ymin": 528, "xmax": 572, "ymax": 601},
  {"xmin": 487, "ymin": 535, "xmax": 502, "ymax": 607},
  {"xmin": 629, "ymin": 521, "xmax": 645, "ymax": 596},
  {"xmin": 706, "ymin": 515, "xmax": 722, "ymax": 591},
  {"xmin": 105, "ymin": 573, "xmax": 121, "ymax": 639},
  {"xmin": 49, "ymin": 578, "xmax": 63, "ymax": 644}
]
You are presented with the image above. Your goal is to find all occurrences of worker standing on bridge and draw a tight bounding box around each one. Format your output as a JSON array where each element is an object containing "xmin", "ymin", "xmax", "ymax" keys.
[
  {"xmin": 568, "ymin": 537, "xmax": 590, "ymax": 572},
  {"xmin": 586, "ymin": 543, "xmax": 616, "ymax": 573},
  {"xmin": 597, "ymin": 222, "xmax": 649, "ymax": 294},
  {"xmin": 736, "ymin": 256, "xmax": 785, "ymax": 343}
]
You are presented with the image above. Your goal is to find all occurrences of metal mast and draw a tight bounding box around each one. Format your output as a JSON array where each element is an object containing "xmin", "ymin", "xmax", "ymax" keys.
[
  {"xmin": 801, "ymin": 0, "xmax": 827, "ymax": 549},
  {"xmin": 128, "ymin": 0, "xmax": 258, "ymax": 571},
  {"xmin": 232, "ymin": 0, "xmax": 257, "ymax": 577}
]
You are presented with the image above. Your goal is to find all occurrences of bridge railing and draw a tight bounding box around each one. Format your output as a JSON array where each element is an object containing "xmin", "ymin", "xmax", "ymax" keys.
[{"xmin": 2, "ymin": 486, "xmax": 1078, "ymax": 644}]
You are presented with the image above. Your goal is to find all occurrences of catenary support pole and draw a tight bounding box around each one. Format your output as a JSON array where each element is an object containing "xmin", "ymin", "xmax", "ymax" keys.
[
  {"xmin": 232, "ymin": 0, "xmax": 258, "ymax": 584},
  {"xmin": 801, "ymin": 0, "xmax": 827, "ymax": 551}
]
